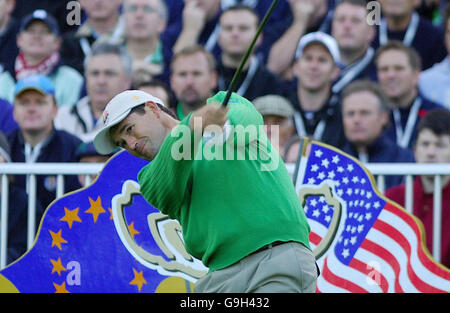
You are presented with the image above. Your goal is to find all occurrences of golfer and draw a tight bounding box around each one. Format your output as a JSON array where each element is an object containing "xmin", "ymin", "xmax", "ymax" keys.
[{"xmin": 93, "ymin": 89, "xmax": 317, "ymax": 292}]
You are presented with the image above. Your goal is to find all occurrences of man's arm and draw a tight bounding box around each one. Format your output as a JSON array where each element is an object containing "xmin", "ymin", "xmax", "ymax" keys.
[
  {"xmin": 172, "ymin": 1, "xmax": 207, "ymax": 54},
  {"xmin": 189, "ymin": 102, "xmax": 229, "ymax": 136},
  {"xmin": 266, "ymin": 0, "xmax": 315, "ymax": 76}
]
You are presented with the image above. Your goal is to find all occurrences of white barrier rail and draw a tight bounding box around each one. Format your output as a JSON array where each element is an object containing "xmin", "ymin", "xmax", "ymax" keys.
[
  {"xmin": 0, "ymin": 162, "xmax": 449, "ymax": 270},
  {"xmin": 0, "ymin": 163, "xmax": 102, "ymax": 269}
]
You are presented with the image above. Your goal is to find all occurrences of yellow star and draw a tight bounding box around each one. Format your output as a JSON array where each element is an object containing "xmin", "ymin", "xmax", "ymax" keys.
[
  {"xmin": 108, "ymin": 207, "xmax": 113, "ymax": 220},
  {"xmin": 53, "ymin": 281, "xmax": 70, "ymax": 293},
  {"xmin": 129, "ymin": 268, "xmax": 147, "ymax": 292},
  {"xmin": 50, "ymin": 258, "xmax": 67, "ymax": 276},
  {"xmin": 60, "ymin": 207, "xmax": 82, "ymax": 229},
  {"xmin": 85, "ymin": 196, "xmax": 106, "ymax": 223},
  {"xmin": 128, "ymin": 221, "xmax": 140, "ymax": 239},
  {"xmin": 49, "ymin": 229, "xmax": 67, "ymax": 250}
]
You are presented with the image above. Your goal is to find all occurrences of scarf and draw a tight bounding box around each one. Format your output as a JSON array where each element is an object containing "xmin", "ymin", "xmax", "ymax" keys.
[{"xmin": 15, "ymin": 50, "xmax": 60, "ymax": 81}]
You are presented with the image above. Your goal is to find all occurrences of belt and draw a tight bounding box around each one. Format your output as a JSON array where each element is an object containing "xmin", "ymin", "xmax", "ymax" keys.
[
  {"xmin": 250, "ymin": 241, "xmax": 287, "ymax": 255},
  {"xmin": 249, "ymin": 241, "xmax": 321, "ymax": 277}
]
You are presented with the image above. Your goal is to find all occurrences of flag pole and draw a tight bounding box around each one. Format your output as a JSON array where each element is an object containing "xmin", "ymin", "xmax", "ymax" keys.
[{"xmin": 221, "ymin": 0, "xmax": 279, "ymax": 107}]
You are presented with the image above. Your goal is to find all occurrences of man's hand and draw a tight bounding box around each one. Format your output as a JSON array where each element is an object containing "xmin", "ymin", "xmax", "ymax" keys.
[
  {"xmin": 182, "ymin": 0, "xmax": 207, "ymax": 34},
  {"xmin": 289, "ymin": 0, "xmax": 315, "ymax": 23},
  {"xmin": 190, "ymin": 102, "xmax": 229, "ymax": 133}
]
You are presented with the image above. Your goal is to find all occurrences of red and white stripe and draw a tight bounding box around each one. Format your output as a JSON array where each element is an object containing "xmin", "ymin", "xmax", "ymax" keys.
[{"xmin": 310, "ymin": 202, "xmax": 450, "ymax": 293}]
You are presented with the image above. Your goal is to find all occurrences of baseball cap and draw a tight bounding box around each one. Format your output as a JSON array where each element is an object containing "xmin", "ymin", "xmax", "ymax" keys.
[
  {"xmin": 253, "ymin": 95, "xmax": 295, "ymax": 118},
  {"xmin": 295, "ymin": 32, "xmax": 340, "ymax": 64},
  {"xmin": 14, "ymin": 74, "xmax": 55, "ymax": 98},
  {"xmin": 75, "ymin": 142, "xmax": 116, "ymax": 161},
  {"xmin": 93, "ymin": 90, "xmax": 165, "ymax": 155},
  {"xmin": 19, "ymin": 9, "xmax": 60, "ymax": 36}
]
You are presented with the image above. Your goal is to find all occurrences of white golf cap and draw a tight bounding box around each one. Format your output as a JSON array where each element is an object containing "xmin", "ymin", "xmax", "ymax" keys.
[
  {"xmin": 295, "ymin": 31, "xmax": 340, "ymax": 64},
  {"xmin": 93, "ymin": 90, "xmax": 164, "ymax": 155}
]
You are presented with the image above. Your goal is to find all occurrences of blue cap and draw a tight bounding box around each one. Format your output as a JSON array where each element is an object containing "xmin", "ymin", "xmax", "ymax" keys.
[
  {"xmin": 14, "ymin": 75, "xmax": 55, "ymax": 98},
  {"xmin": 19, "ymin": 9, "xmax": 60, "ymax": 36},
  {"xmin": 76, "ymin": 142, "xmax": 116, "ymax": 160}
]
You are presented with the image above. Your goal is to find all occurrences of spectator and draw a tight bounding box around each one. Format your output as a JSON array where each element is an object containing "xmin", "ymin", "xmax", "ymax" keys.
[
  {"xmin": 375, "ymin": 41, "xmax": 444, "ymax": 149},
  {"xmin": 225, "ymin": 0, "xmax": 294, "ymax": 62},
  {"xmin": 120, "ymin": 0, "xmax": 172, "ymax": 84},
  {"xmin": 385, "ymin": 108, "xmax": 450, "ymax": 268},
  {"xmin": 0, "ymin": 131, "xmax": 41, "ymax": 264},
  {"xmin": 253, "ymin": 94, "xmax": 297, "ymax": 163},
  {"xmin": 331, "ymin": 0, "xmax": 377, "ymax": 94},
  {"xmin": 0, "ymin": 0, "xmax": 19, "ymax": 76},
  {"xmin": 75, "ymin": 141, "xmax": 113, "ymax": 186},
  {"xmin": 373, "ymin": 0, "xmax": 447, "ymax": 70},
  {"xmin": 0, "ymin": 98, "xmax": 18, "ymax": 134},
  {"xmin": 171, "ymin": 0, "xmax": 222, "ymax": 57},
  {"xmin": 11, "ymin": 0, "xmax": 77, "ymax": 35},
  {"xmin": 0, "ymin": 10, "xmax": 84, "ymax": 107},
  {"xmin": 267, "ymin": 0, "xmax": 333, "ymax": 79},
  {"xmin": 216, "ymin": 4, "xmax": 290, "ymax": 101},
  {"xmin": 289, "ymin": 32, "xmax": 346, "ymax": 149},
  {"xmin": 60, "ymin": 0, "xmax": 124, "ymax": 74},
  {"xmin": 419, "ymin": 3, "xmax": 450, "ymax": 109},
  {"xmin": 166, "ymin": 0, "xmax": 292, "ymax": 62},
  {"xmin": 340, "ymin": 80, "xmax": 415, "ymax": 189},
  {"xmin": 54, "ymin": 42, "xmax": 133, "ymax": 142},
  {"xmin": 7, "ymin": 75, "xmax": 82, "ymax": 226},
  {"xmin": 134, "ymin": 76, "xmax": 176, "ymax": 111},
  {"xmin": 169, "ymin": 45, "xmax": 218, "ymax": 120}
]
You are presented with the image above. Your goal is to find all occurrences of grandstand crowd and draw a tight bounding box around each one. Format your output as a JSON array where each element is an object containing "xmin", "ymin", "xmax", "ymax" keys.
[{"xmin": 0, "ymin": 0, "xmax": 448, "ymax": 268}]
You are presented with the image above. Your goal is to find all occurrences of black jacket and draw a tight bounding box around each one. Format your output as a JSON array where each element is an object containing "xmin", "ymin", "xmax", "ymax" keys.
[
  {"xmin": 342, "ymin": 135, "xmax": 415, "ymax": 189},
  {"xmin": 6, "ymin": 184, "xmax": 43, "ymax": 264},
  {"xmin": 7, "ymin": 129, "xmax": 82, "ymax": 220}
]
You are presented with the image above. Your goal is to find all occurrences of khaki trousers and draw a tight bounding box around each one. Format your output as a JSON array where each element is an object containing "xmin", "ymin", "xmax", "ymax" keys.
[{"xmin": 194, "ymin": 241, "xmax": 317, "ymax": 293}]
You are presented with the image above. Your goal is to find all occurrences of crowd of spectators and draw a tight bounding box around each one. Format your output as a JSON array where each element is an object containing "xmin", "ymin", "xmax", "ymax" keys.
[{"xmin": 0, "ymin": 0, "xmax": 449, "ymax": 267}]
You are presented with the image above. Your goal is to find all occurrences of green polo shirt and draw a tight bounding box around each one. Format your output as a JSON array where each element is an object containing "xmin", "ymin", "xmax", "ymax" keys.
[{"xmin": 138, "ymin": 92, "xmax": 311, "ymax": 271}]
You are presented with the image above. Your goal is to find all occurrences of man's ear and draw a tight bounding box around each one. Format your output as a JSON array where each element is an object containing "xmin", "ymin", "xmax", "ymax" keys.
[
  {"xmin": 145, "ymin": 101, "xmax": 160, "ymax": 117},
  {"xmin": 331, "ymin": 65, "xmax": 340, "ymax": 81}
]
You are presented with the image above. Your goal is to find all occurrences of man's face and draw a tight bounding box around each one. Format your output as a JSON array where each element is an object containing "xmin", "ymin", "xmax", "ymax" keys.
[
  {"xmin": 218, "ymin": 9, "xmax": 260, "ymax": 57},
  {"xmin": 378, "ymin": 0, "xmax": 420, "ymax": 18},
  {"xmin": 78, "ymin": 154, "xmax": 110, "ymax": 186},
  {"xmin": 170, "ymin": 52, "xmax": 217, "ymax": 108},
  {"xmin": 415, "ymin": 129, "xmax": 450, "ymax": 164},
  {"xmin": 332, "ymin": 3, "xmax": 374, "ymax": 54},
  {"xmin": 294, "ymin": 43, "xmax": 339, "ymax": 91},
  {"xmin": 342, "ymin": 90, "xmax": 388, "ymax": 146},
  {"xmin": 124, "ymin": 0, "xmax": 165, "ymax": 40},
  {"xmin": 14, "ymin": 90, "xmax": 57, "ymax": 133},
  {"xmin": 263, "ymin": 114, "xmax": 293, "ymax": 145},
  {"xmin": 376, "ymin": 49, "xmax": 419, "ymax": 103},
  {"xmin": 79, "ymin": 0, "xmax": 123, "ymax": 20},
  {"xmin": 86, "ymin": 53, "xmax": 131, "ymax": 107},
  {"xmin": 110, "ymin": 103, "xmax": 167, "ymax": 160},
  {"xmin": 17, "ymin": 20, "xmax": 60, "ymax": 59}
]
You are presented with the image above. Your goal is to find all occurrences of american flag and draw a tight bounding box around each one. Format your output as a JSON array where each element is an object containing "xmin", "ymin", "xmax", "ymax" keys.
[{"xmin": 295, "ymin": 141, "xmax": 450, "ymax": 293}]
